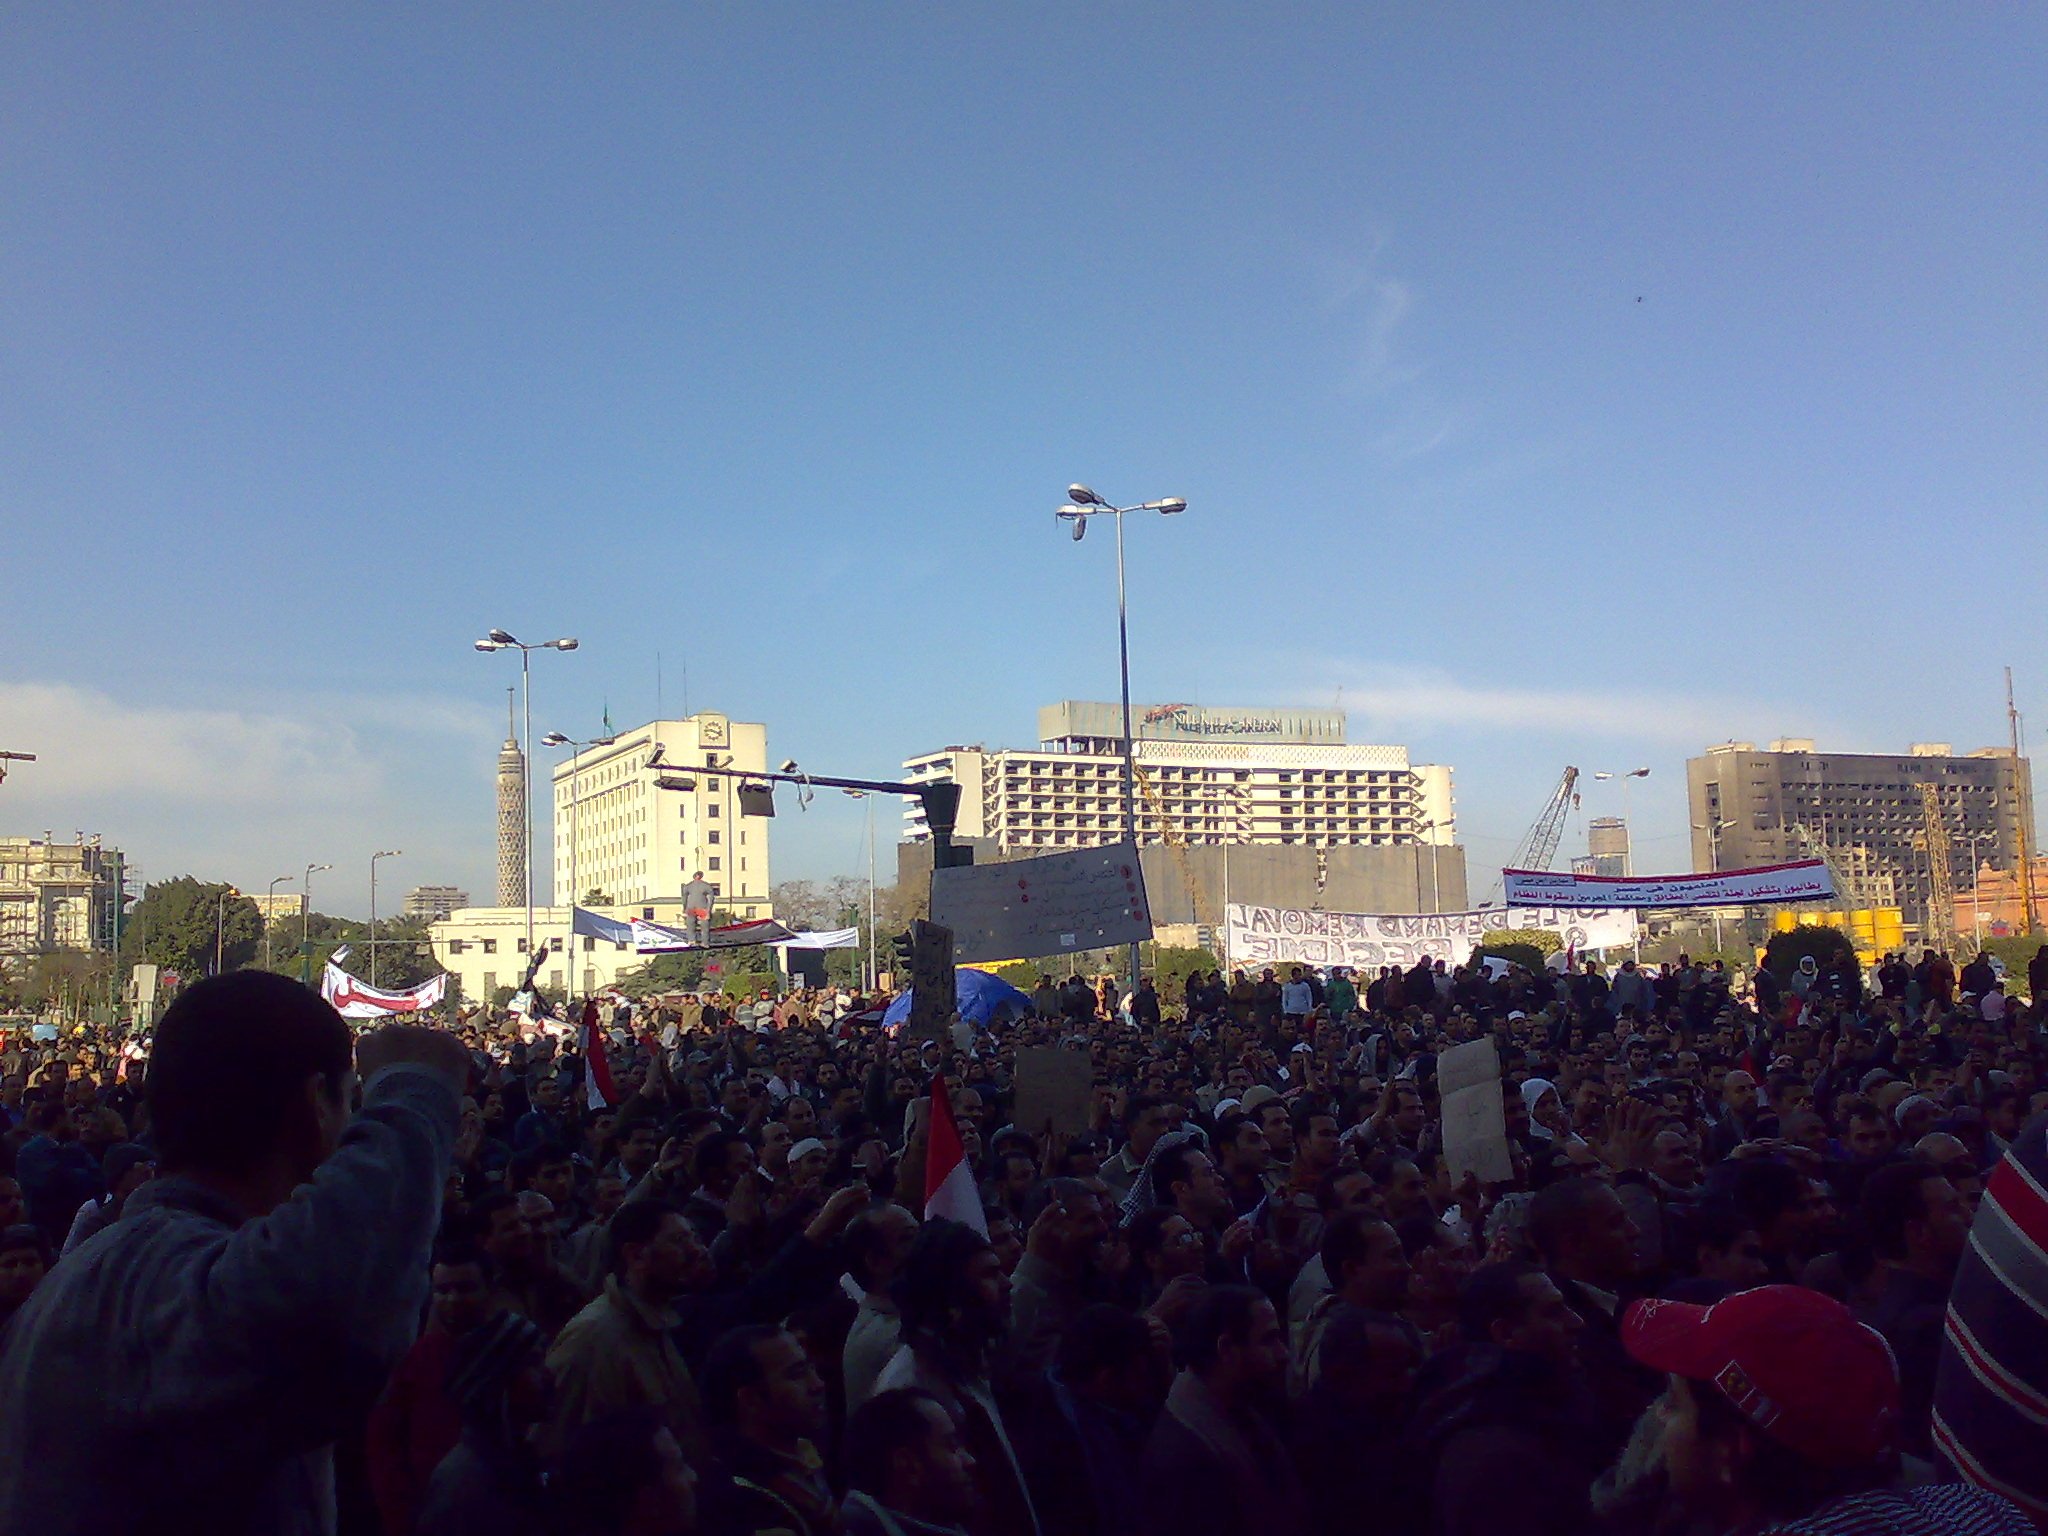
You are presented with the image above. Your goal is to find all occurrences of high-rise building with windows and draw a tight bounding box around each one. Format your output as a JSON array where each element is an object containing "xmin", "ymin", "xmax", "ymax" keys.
[
  {"xmin": 0, "ymin": 835, "xmax": 124, "ymax": 955},
  {"xmin": 903, "ymin": 701, "xmax": 1454, "ymax": 854},
  {"xmin": 549, "ymin": 714, "xmax": 771, "ymax": 913},
  {"xmin": 1686, "ymin": 739, "xmax": 2030, "ymax": 928}
]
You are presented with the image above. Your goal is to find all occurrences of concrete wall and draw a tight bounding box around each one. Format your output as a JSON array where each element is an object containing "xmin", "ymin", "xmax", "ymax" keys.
[{"xmin": 898, "ymin": 839, "xmax": 1470, "ymax": 928}]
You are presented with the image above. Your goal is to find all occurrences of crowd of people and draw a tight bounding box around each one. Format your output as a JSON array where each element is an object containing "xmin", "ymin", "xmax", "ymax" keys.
[{"xmin": 4, "ymin": 942, "xmax": 2048, "ymax": 1536}]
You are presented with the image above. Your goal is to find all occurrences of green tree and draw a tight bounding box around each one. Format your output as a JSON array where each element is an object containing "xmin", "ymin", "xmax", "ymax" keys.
[
  {"xmin": 120, "ymin": 877, "xmax": 264, "ymax": 978},
  {"xmin": 1761, "ymin": 924, "xmax": 1858, "ymax": 980},
  {"xmin": 1145, "ymin": 944, "xmax": 1221, "ymax": 1003},
  {"xmin": 1980, "ymin": 935, "xmax": 2045, "ymax": 997}
]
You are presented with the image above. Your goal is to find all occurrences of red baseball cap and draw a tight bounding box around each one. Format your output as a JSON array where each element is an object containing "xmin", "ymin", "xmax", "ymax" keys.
[{"xmin": 1622, "ymin": 1285, "xmax": 1899, "ymax": 1469}]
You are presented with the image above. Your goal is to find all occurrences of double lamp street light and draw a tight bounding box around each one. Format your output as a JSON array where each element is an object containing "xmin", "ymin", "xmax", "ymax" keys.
[
  {"xmin": 475, "ymin": 629, "xmax": 579, "ymax": 964},
  {"xmin": 1057, "ymin": 483, "xmax": 1186, "ymax": 1006}
]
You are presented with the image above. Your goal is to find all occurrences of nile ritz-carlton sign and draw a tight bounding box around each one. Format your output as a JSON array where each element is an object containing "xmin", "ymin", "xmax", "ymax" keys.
[{"xmin": 1040, "ymin": 701, "xmax": 1347, "ymax": 747}]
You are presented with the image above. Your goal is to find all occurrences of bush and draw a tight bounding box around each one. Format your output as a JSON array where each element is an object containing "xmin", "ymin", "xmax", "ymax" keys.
[
  {"xmin": 1980, "ymin": 936, "xmax": 2048, "ymax": 996},
  {"xmin": 719, "ymin": 969, "xmax": 778, "ymax": 1001},
  {"xmin": 1761, "ymin": 925, "xmax": 1858, "ymax": 980},
  {"xmin": 1146, "ymin": 944, "xmax": 1221, "ymax": 1004}
]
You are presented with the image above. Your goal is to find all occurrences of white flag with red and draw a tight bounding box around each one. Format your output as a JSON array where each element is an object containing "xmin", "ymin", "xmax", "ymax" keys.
[
  {"xmin": 582, "ymin": 1000, "xmax": 616, "ymax": 1111},
  {"xmin": 923, "ymin": 1073, "xmax": 986, "ymax": 1235}
]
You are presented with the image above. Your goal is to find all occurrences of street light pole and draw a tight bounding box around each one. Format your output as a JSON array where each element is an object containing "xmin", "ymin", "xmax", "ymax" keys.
[
  {"xmin": 1594, "ymin": 768, "xmax": 1652, "ymax": 874},
  {"xmin": 303, "ymin": 862, "xmax": 332, "ymax": 985},
  {"xmin": 543, "ymin": 731, "xmax": 614, "ymax": 998},
  {"xmin": 1058, "ymin": 485, "xmax": 1187, "ymax": 1009},
  {"xmin": 370, "ymin": 849, "xmax": 401, "ymax": 985},
  {"xmin": 476, "ymin": 631, "xmax": 579, "ymax": 972},
  {"xmin": 265, "ymin": 874, "xmax": 293, "ymax": 969}
]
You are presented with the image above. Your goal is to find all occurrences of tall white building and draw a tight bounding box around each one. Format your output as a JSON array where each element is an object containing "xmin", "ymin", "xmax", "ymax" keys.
[
  {"xmin": 904, "ymin": 702, "xmax": 1455, "ymax": 854},
  {"xmin": 0, "ymin": 835, "xmax": 124, "ymax": 955},
  {"xmin": 549, "ymin": 713, "xmax": 771, "ymax": 913}
]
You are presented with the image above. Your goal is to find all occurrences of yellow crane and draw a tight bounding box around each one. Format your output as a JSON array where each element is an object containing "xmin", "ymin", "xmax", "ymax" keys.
[
  {"xmin": 1917, "ymin": 781, "xmax": 1959, "ymax": 952},
  {"xmin": 1132, "ymin": 763, "xmax": 1209, "ymax": 927}
]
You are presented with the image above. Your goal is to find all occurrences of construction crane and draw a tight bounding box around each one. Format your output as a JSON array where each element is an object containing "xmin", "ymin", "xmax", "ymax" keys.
[
  {"xmin": 0, "ymin": 751, "xmax": 34, "ymax": 785},
  {"xmin": 2008, "ymin": 666, "xmax": 2038, "ymax": 935},
  {"xmin": 1483, "ymin": 767, "xmax": 1580, "ymax": 904},
  {"xmin": 1917, "ymin": 781, "xmax": 1959, "ymax": 952},
  {"xmin": 1132, "ymin": 763, "xmax": 1209, "ymax": 928}
]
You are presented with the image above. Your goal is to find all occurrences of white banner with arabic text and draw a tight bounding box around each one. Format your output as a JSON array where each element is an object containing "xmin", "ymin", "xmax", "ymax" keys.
[
  {"xmin": 1503, "ymin": 859, "xmax": 1835, "ymax": 910},
  {"xmin": 1224, "ymin": 902, "xmax": 1637, "ymax": 970}
]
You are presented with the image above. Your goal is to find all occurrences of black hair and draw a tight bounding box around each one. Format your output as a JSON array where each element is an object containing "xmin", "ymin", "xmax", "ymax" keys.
[
  {"xmin": 1121, "ymin": 1094, "xmax": 1164, "ymax": 1134},
  {"xmin": 431, "ymin": 1238, "xmax": 494, "ymax": 1278},
  {"xmin": 843, "ymin": 1389, "xmax": 947, "ymax": 1499},
  {"xmin": 468, "ymin": 1191, "xmax": 523, "ymax": 1239},
  {"xmin": 895, "ymin": 1218, "xmax": 995, "ymax": 1341},
  {"xmin": 1731, "ymin": 1159, "xmax": 1807, "ymax": 1233},
  {"xmin": 1149, "ymin": 1143, "xmax": 1207, "ymax": 1208},
  {"xmin": 1057, "ymin": 1302, "xmax": 1154, "ymax": 1385},
  {"xmin": 146, "ymin": 972, "xmax": 352, "ymax": 1174},
  {"xmin": 1179, "ymin": 1283, "xmax": 1269, "ymax": 1373},
  {"xmin": 694, "ymin": 1130, "xmax": 748, "ymax": 1188},
  {"xmin": 1289, "ymin": 1098, "xmax": 1336, "ymax": 1140},
  {"xmin": 1320, "ymin": 1209, "xmax": 1392, "ymax": 1288},
  {"xmin": 700, "ymin": 1322, "xmax": 790, "ymax": 1425},
  {"xmin": 1315, "ymin": 1163, "xmax": 1374, "ymax": 1215},
  {"xmin": 1457, "ymin": 1259, "xmax": 1544, "ymax": 1342},
  {"xmin": 606, "ymin": 1198, "xmax": 681, "ymax": 1277},
  {"xmin": 552, "ymin": 1409, "xmax": 675, "ymax": 1536},
  {"xmin": 842, "ymin": 1203, "xmax": 910, "ymax": 1291},
  {"xmin": 1526, "ymin": 1174, "xmax": 1610, "ymax": 1263},
  {"xmin": 1859, "ymin": 1159, "xmax": 1943, "ymax": 1263},
  {"xmin": 1119, "ymin": 1205, "xmax": 1181, "ymax": 1269},
  {"xmin": 1687, "ymin": 1197, "xmax": 1757, "ymax": 1259}
]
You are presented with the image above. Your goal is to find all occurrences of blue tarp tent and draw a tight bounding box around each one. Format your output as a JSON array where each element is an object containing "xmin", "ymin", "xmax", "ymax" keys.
[{"xmin": 882, "ymin": 967, "xmax": 1034, "ymax": 1029}]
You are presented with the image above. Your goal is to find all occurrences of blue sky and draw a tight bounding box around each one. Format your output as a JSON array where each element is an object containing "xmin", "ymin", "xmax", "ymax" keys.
[{"xmin": 5, "ymin": 6, "xmax": 2044, "ymax": 916}]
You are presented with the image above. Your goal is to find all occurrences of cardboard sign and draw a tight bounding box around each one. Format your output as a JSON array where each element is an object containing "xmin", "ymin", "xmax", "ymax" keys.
[
  {"xmin": 1012, "ymin": 1045, "xmax": 1095, "ymax": 1140},
  {"xmin": 1437, "ymin": 1038, "xmax": 1513, "ymax": 1185},
  {"xmin": 932, "ymin": 843, "xmax": 1152, "ymax": 964}
]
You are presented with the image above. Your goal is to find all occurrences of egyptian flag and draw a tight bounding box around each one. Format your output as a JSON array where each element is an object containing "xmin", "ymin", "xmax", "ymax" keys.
[
  {"xmin": 582, "ymin": 999, "xmax": 615, "ymax": 1111},
  {"xmin": 924, "ymin": 1074, "xmax": 987, "ymax": 1235}
]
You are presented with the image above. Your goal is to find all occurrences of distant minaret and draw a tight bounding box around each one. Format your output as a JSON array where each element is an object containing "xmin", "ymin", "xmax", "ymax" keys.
[{"xmin": 496, "ymin": 687, "xmax": 527, "ymax": 908}]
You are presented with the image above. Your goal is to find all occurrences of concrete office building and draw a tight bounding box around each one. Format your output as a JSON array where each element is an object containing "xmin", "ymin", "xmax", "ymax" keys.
[
  {"xmin": 1687, "ymin": 739, "xmax": 2030, "ymax": 928},
  {"xmin": 1573, "ymin": 817, "xmax": 1630, "ymax": 879},
  {"xmin": 548, "ymin": 714, "xmax": 772, "ymax": 914},
  {"xmin": 903, "ymin": 701, "xmax": 1456, "ymax": 854},
  {"xmin": 402, "ymin": 886, "xmax": 469, "ymax": 922},
  {"xmin": 0, "ymin": 836, "xmax": 124, "ymax": 956}
]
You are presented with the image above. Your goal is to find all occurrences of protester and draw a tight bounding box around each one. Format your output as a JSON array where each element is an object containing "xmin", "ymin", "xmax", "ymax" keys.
[
  {"xmin": 7, "ymin": 947, "xmax": 2048, "ymax": 1536},
  {"xmin": 0, "ymin": 972, "xmax": 467, "ymax": 1533},
  {"xmin": 841, "ymin": 1388, "xmax": 980, "ymax": 1536},
  {"xmin": 414, "ymin": 1311, "xmax": 554, "ymax": 1536},
  {"xmin": 1625, "ymin": 1286, "xmax": 2032, "ymax": 1534},
  {"xmin": 1139, "ymin": 1283, "xmax": 1304, "ymax": 1536}
]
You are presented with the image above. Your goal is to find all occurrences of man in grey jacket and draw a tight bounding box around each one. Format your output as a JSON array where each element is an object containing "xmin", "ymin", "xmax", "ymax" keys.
[{"xmin": 0, "ymin": 970, "xmax": 467, "ymax": 1536}]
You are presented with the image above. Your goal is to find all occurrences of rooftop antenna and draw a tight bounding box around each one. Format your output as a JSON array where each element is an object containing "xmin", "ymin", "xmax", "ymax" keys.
[{"xmin": 506, "ymin": 686, "xmax": 516, "ymax": 738}]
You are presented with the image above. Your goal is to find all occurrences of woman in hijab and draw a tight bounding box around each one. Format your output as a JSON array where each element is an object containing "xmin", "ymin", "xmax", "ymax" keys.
[{"xmin": 1520, "ymin": 1079, "xmax": 1584, "ymax": 1149}]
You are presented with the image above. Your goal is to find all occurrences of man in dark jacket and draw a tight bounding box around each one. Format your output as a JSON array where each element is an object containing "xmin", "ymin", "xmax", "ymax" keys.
[
  {"xmin": 699, "ymin": 1324, "xmax": 837, "ymax": 1536},
  {"xmin": 1414, "ymin": 1261, "xmax": 1604, "ymax": 1536},
  {"xmin": 1526, "ymin": 1175, "xmax": 1661, "ymax": 1462},
  {"xmin": 1139, "ymin": 1284, "xmax": 1304, "ymax": 1536},
  {"xmin": 1855, "ymin": 1159, "xmax": 1970, "ymax": 1457},
  {"xmin": 840, "ymin": 1389, "xmax": 978, "ymax": 1536}
]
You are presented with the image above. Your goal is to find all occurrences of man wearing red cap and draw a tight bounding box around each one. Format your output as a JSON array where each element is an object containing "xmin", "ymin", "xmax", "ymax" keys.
[{"xmin": 1621, "ymin": 1286, "xmax": 2030, "ymax": 1534}]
